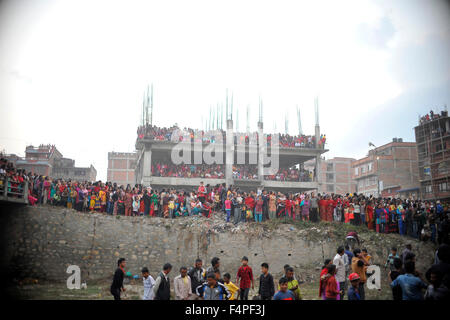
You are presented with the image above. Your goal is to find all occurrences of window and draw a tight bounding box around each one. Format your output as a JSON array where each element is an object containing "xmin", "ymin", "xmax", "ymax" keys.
[
  {"xmin": 368, "ymin": 162, "xmax": 373, "ymax": 172},
  {"xmin": 326, "ymin": 173, "xmax": 334, "ymax": 182},
  {"xmin": 327, "ymin": 163, "xmax": 334, "ymax": 172},
  {"xmin": 439, "ymin": 182, "xmax": 448, "ymax": 192},
  {"xmin": 425, "ymin": 185, "xmax": 432, "ymax": 193},
  {"xmin": 361, "ymin": 166, "xmax": 366, "ymax": 174},
  {"xmin": 326, "ymin": 184, "xmax": 334, "ymax": 192},
  {"xmin": 354, "ymin": 167, "xmax": 359, "ymax": 176}
]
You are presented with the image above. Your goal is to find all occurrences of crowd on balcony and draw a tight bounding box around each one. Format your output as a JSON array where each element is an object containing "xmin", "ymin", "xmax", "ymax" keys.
[
  {"xmin": 137, "ymin": 124, "xmax": 326, "ymax": 149},
  {"xmin": 232, "ymin": 165, "xmax": 258, "ymax": 180},
  {"xmin": 264, "ymin": 167, "xmax": 313, "ymax": 182},
  {"xmin": 152, "ymin": 162, "xmax": 225, "ymax": 179}
]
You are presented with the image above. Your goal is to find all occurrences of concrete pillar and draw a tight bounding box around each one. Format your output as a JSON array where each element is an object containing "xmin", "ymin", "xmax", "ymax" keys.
[
  {"xmin": 142, "ymin": 147, "xmax": 152, "ymax": 186},
  {"xmin": 315, "ymin": 124, "xmax": 320, "ymax": 149},
  {"xmin": 257, "ymin": 121, "xmax": 264, "ymax": 182},
  {"xmin": 226, "ymin": 120, "xmax": 234, "ymax": 187}
]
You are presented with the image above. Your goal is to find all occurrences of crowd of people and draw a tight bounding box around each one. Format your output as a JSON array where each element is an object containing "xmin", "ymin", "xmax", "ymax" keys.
[
  {"xmin": 150, "ymin": 163, "xmax": 313, "ymax": 182},
  {"xmin": 136, "ymin": 124, "xmax": 326, "ymax": 149},
  {"xmin": 2, "ymin": 153, "xmax": 449, "ymax": 245},
  {"xmin": 152, "ymin": 162, "xmax": 224, "ymax": 179},
  {"xmin": 264, "ymin": 167, "xmax": 313, "ymax": 182},
  {"xmin": 419, "ymin": 109, "xmax": 448, "ymax": 125},
  {"xmin": 111, "ymin": 241, "xmax": 450, "ymax": 300},
  {"xmin": 3, "ymin": 156, "xmax": 450, "ymax": 300}
]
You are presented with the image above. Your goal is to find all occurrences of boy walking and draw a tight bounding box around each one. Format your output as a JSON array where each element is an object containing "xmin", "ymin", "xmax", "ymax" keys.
[
  {"xmin": 110, "ymin": 258, "xmax": 126, "ymax": 300},
  {"xmin": 236, "ymin": 256, "xmax": 254, "ymax": 300},
  {"xmin": 141, "ymin": 267, "xmax": 155, "ymax": 300},
  {"xmin": 223, "ymin": 273, "xmax": 240, "ymax": 300}
]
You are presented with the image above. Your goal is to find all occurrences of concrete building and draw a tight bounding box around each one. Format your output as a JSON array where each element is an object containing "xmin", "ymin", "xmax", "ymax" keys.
[
  {"xmin": 107, "ymin": 152, "xmax": 137, "ymax": 187},
  {"xmin": 52, "ymin": 157, "xmax": 97, "ymax": 182},
  {"xmin": 321, "ymin": 157, "xmax": 356, "ymax": 195},
  {"xmin": 135, "ymin": 120, "xmax": 328, "ymax": 193},
  {"xmin": 352, "ymin": 138, "xmax": 419, "ymax": 198},
  {"xmin": 414, "ymin": 110, "xmax": 450, "ymax": 201},
  {"xmin": 15, "ymin": 144, "xmax": 62, "ymax": 176},
  {"xmin": 13, "ymin": 144, "xmax": 97, "ymax": 181}
]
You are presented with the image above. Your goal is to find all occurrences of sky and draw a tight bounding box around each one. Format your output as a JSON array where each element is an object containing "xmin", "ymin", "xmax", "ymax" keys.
[{"xmin": 0, "ymin": 0, "xmax": 449, "ymax": 181}]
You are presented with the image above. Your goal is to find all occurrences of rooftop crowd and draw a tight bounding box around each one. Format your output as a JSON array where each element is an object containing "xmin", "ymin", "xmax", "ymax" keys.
[
  {"xmin": 136, "ymin": 124, "xmax": 326, "ymax": 149},
  {"xmin": 419, "ymin": 109, "xmax": 448, "ymax": 125}
]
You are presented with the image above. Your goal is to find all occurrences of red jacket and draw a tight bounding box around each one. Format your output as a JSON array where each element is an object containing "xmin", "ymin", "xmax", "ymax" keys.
[{"xmin": 245, "ymin": 196, "xmax": 255, "ymax": 209}]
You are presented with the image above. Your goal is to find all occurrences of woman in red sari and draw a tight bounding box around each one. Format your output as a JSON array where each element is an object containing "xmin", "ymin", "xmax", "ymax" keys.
[
  {"xmin": 318, "ymin": 259, "xmax": 332, "ymax": 300},
  {"xmin": 366, "ymin": 201, "xmax": 375, "ymax": 230}
]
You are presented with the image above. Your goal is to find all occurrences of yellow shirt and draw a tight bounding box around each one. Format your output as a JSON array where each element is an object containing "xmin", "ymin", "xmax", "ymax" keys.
[{"xmin": 224, "ymin": 281, "xmax": 239, "ymax": 300}]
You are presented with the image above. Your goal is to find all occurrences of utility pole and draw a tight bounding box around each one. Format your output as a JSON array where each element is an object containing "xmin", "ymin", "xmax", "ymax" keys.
[
  {"xmin": 246, "ymin": 105, "xmax": 250, "ymax": 133},
  {"xmin": 150, "ymin": 84, "xmax": 153, "ymax": 126},
  {"xmin": 297, "ymin": 105, "xmax": 303, "ymax": 136}
]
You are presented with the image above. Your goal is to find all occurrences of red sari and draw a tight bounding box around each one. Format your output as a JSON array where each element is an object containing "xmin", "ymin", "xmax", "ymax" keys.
[{"xmin": 319, "ymin": 199, "xmax": 327, "ymax": 221}]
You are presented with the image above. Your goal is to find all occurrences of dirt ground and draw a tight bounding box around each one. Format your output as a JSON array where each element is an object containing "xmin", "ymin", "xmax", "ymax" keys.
[{"xmin": 6, "ymin": 275, "xmax": 394, "ymax": 300}]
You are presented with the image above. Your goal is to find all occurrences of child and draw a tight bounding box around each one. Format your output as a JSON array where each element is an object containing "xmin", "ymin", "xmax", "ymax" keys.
[
  {"xmin": 223, "ymin": 273, "xmax": 239, "ymax": 300},
  {"xmin": 259, "ymin": 262, "xmax": 275, "ymax": 300},
  {"xmin": 132, "ymin": 196, "xmax": 139, "ymax": 216},
  {"xmin": 324, "ymin": 264, "xmax": 342, "ymax": 300},
  {"xmin": 236, "ymin": 256, "xmax": 254, "ymax": 300},
  {"xmin": 225, "ymin": 196, "xmax": 232, "ymax": 223},
  {"xmin": 168, "ymin": 197, "xmax": 175, "ymax": 219},
  {"xmin": 361, "ymin": 248, "xmax": 372, "ymax": 265},
  {"xmin": 347, "ymin": 273, "xmax": 361, "ymax": 300},
  {"xmin": 384, "ymin": 247, "xmax": 399, "ymax": 271},
  {"xmin": 141, "ymin": 267, "xmax": 156, "ymax": 300},
  {"xmin": 273, "ymin": 277, "xmax": 295, "ymax": 300}
]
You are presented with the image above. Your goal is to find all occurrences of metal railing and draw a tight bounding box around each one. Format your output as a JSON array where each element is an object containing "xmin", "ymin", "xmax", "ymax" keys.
[{"xmin": 0, "ymin": 176, "xmax": 29, "ymax": 204}]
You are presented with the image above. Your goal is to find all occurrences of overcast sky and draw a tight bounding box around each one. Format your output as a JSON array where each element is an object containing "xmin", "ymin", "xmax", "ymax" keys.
[{"xmin": 0, "ymin": 0, "xmax": 449, "ymax": 181}]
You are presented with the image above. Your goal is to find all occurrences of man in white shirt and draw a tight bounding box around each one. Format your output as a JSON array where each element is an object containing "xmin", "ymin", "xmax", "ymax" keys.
[
  {"xmin": 174, "ymin": 266, "xmax": 193, "ymax": 300},
  {"xmin": 141, "ymin": 267, "xmax": 156, "ymax": 300},
  {"xmin": 333, "ymin": 246, "xmax": 347, "ymax": 299}
]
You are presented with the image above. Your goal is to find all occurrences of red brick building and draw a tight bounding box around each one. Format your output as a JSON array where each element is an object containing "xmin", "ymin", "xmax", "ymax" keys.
[
  {"xmin": 414, "ymin": 110, "xmax": 450, "ymax": 201},
  {"xmin": 107, "ymin": 152, "xmax": 137, "ymax": 187},
  {"xmin": 352, "ymin": 139, "xmax": 419, "ymax": 198}
]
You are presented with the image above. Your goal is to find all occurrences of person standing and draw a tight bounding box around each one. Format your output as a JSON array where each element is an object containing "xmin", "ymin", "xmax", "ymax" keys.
[
  {"xmin": 174, "ymin": 266, "xmax": 192, "ymax": 300},
  {"xmin": 188, "ymin": 258, "xmax": 205, "ymax": 294},
  {"xmin": 333, "ymin": 246, "xmax": 347, "ymax": 299},
  {"xmin": 255, "ymin": 195, "xmax": 264, "ymax": 223},
  {"xmin": 141, "ymin": 267, "xmax": 156, "ymax": 300},
  {"xmin": 310, "ymin": 192, "xmax": 319, "ymax": 222},
  {"xmin": 258, "ymin": 262, "xmax": 275, "ymax": 300},
  {"xmin": 198, "ymin": 181, "xmax": 206, "ymax": 204},
  {"xmin": 268, "ymin": 192, "xmax": 277, "ymax": 220},
  {"xmin": 153, "ymin": 263, "xmax": 172, "ymax": 300},
  {"xmin": 236, "ymin": 256, "xmax": 254, "ymax": 300},
  {"xmin": 351, "ymin": 248, "xmax": 370, "ymax": 300},
  {"xmin": 110, "ymin": 258, "xmax": 126, "ymax": 300},
  {"xmin": 390, "ymin": 260, "xmax": 427, "ymax": 300}
]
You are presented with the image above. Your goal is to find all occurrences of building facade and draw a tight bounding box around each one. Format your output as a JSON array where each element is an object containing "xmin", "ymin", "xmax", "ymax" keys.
[
  {"xmin": 107, "ymin": 152, "xmax": 137, "ymax": 186},
  {"xmin": 352, "ymin": 139, "xmax": 420, "ymax": 198},
  {"xmin": 13, "ymin": 144, "xmax": 97, "ymax": 181},
  {"xmin": 414, "ymin": 110, "xmax": 450, "ymax": 201},
  {"xmin": 135, "ymin": 120, "xmax": 327, "ymax": 193}
]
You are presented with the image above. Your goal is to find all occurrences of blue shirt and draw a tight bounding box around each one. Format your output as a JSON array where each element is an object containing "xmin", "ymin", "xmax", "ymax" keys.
[
  {"xmin": 347, "ymin": 286, "xmax": 361, "ymax": 300},
  {"xmin": 273, "ymin": 290, "xmax": 295, "ymax": 300},
  {"xmin": 345, "ymin": 250, "xmax": 354, "ymax": 263},
  {"xmin": 390, "ymin": 273, "xmax": 427, "ymax": 300}
]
